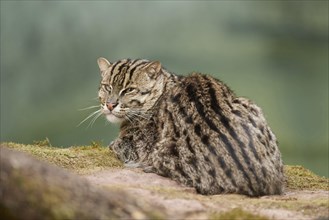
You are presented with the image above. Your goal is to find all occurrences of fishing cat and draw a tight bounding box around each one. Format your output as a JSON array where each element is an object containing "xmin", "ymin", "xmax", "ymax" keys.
[{"xmin": 96, "ymin": 57, "xmax": 284, "ymax": 196}]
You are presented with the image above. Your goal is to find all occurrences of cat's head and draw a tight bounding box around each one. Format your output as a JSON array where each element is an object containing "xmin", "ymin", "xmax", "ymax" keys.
[{"xmin": 97, "ymin": 57, "xmax": 165, "ymax": 124}]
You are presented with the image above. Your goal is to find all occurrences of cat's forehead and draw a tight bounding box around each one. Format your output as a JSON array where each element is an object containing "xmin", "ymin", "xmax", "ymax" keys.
[
  {"xmin": 109, "ymin": 59, "xmax": 149, "ymax": 74},
  {"xmin": 101, "ymin": 58, "xmax": 150, "ymax": 84}
]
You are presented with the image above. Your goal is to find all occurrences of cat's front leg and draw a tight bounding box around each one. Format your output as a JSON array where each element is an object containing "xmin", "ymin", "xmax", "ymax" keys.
[
  {"xmin": 108, "ymin": 138, "xmax": 127, "ymax": 162},
  {"xmin": 109, "ymin": 137, "xmax": 140, "ymax": 164},
  {"xmin": 142, "ymin": 165, "xmax": 156, "ymax": 173},
  {"xmin": 124, "ymin": 160, "xmax": 156, "ymax": 173},
  {"xmin": 108, "ymin": 138, "xmax": 121, "ymax": 155}
]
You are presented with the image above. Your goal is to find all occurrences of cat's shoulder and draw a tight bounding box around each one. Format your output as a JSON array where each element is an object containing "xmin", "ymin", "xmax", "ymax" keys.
[
  {"xmin": 174, "ymin": 72, "xmax": 234, "ymax": 97},
  {"xmin": 177, "ymin": 72, "xmax": 227, "ymax": 87}
]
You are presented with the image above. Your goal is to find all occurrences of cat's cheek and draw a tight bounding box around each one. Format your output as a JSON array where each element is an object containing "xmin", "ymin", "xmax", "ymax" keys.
[{"xmin": 105, "ymin": 114, "xmax": 124, "ymax": 124}]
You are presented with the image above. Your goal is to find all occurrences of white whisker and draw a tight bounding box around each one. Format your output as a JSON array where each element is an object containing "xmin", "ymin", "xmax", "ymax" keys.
[
  {"xmin": 77, "ymin": 109, "xmax": 102, "ymax": 127},
  {"xmin": 78, "ymin": 105, "xmax": 101, "ymax": 111},
  {"xmin": 87, "ymin": 111, "xmax": 103, "ymax": 128}
]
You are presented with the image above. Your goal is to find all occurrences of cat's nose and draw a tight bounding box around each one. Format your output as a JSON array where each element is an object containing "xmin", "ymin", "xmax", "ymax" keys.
[{"xmin": 106, "ymin": 102, "xmax": 118, "ymax": 111}]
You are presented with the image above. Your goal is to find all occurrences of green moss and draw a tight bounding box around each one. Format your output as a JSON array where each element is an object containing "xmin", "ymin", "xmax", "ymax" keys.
[
  {"xmin": 1, "ymin": 141, "xmax": 328, "ymax": 219},
  {"xmin": 32, "ymin": 137, "xmax": 52, "ymax": 147},
  {"xmin": 1, "ymin": 140, "xmax": 122, "ymax": 174},
  {"xmin": 250, "ymin": 195, "xmax": 329, "ymax": 217},
  {"xmin": 2, "ymin": 141, "xmax": 329, "ymax": 191},
  {"xmin": 210, "ymin": 208, "xmax": 269, "ymax": 220},
  {"xmin": 284, "ymin": 165, "xmax": 329, "ymax": 191}
]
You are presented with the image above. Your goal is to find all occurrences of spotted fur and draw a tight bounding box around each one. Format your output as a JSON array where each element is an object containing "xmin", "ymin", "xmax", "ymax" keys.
[{"xmin": 96, "ymin": 57, "xmax": 284, "ymax": 196}]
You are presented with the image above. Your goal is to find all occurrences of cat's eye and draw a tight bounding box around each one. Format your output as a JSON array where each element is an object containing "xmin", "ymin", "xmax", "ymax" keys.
[
  {"xmin": 102, "ymin": 84, "xmax": 112, "ymax": 93},
  {"xmin": 120, "ymin": 87, "xmax": 136, "ymax": 96}
]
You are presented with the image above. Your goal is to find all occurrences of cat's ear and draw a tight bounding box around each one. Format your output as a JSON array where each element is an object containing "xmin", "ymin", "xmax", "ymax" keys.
[
  {"xmin": 143, "ymin": 61, "xmax": 162, "ymax": 77},
  {"xmin": 97, "ymin": 57, "xmax": 112, "ymax": 72}
]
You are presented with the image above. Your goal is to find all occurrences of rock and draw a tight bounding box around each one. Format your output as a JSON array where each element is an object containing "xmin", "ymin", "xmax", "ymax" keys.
[
  {"xmin": 1, "ymin": 142, "xmax": 328, "ymax": 219},
  {"xmin": 0, "ymin": 147, "xmax": 165, "ymax": 220}
]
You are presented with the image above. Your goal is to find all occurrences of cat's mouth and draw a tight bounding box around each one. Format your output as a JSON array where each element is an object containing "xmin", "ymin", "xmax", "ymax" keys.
[
  {"xmin": 105, "ymin": 113, "xmax": 124, "ymax": 123},
  {"xmin": 102, "ymin": 109, "xmax": 124, "ymax": 124},
  {"xmin": 101, "ymin": 103, "xmax": 125, "ymax": 123}
]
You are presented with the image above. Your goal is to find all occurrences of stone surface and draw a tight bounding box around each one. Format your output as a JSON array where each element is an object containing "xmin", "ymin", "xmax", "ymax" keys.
[{"xmin": 1, "ymin": 143, "xmax": 328, "ymax": 219}]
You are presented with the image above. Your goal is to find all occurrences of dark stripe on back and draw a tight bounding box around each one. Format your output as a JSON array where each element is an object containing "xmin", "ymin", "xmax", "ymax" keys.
[
  {"xmin": 194, "ymin": 124, "xmax": 201, "ymax": 136},
  {"xmin": 222, "ymin": 88, "xmax": 234, "ymax": 109},
  {"xmin": 206, "ymin": 79, "xmax": 264, "ymax": 194},
  {"xmin": 185, "ymin": 136, "xmax": 195, "ymax": 154},
  {"xmin": 186, "ymin": 84, "xmax": 219, "ymax": 132},
  {"xmin": 171, "ymin": 93, "xmax": 191, "ymax": 123},
  {"xmin": 233, "ymin": 99, "xmax": 241, "ymax": 104},
  {"xmin": 186, "ymin": 80, "xmax": 256, "ymax": 194},
  {"xmin": 175, "ymin": 163, "xmax": 193, "ymax": 185},
  {"xmin": 232, "ymin": 109, "xmax": 243, "ymax": 117},
  {"xmin": 218, "ymin": 131, "xmax": 255, "ymax": 194},
  {"xmin": 185, "ymin": 81, "xmax": 243, "ymax": 190},
  {"xmin": 267, "ymin": 128, "xmax": 273, "ymax": 141},
  {"xmin": 261, "ymin": 166, "xmax": 268, "ymax": 179},
  {"xmin": 241, "ymin": 124, "xmax": 261, "ymax": 162},
  {"xmin": 248, "ymin": 116, "xmax": 257, "ymax": 128},
  {"xmin": 179, "ymin": 106, "xmax": 188, "ymax": 118},
  {"xmin": 167, "ymin": 110, "xmax": 180, "ymax": 138},
  {"xmin": 169, "ymin": 143, "xmax": 179, "ymax": 157},
  {"xmin": 171, "ymin": 93, "xmax": 181, "ymax": 103}
]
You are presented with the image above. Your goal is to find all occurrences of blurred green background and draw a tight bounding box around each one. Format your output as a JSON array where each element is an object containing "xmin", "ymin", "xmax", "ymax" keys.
[{"xmin": 1, "ymin": 1, "xmax": 328, "ymax": 177}]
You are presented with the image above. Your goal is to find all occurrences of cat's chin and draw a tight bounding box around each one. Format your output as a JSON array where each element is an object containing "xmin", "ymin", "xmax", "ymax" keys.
[{"xmin": 105, "ymin": 114, "xmax": 124, "ymax": 124}]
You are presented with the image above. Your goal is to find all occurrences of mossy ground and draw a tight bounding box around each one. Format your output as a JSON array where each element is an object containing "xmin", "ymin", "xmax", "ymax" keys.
[
  {"xmin": 210, "ymin": 208, "xmax": 269, "ymax": 220},
  {"xmin": 284, "ymin": 165, "xmax": 329, "ymax": 191},
  {"xmin": 1, "ymin": 140, "xmax": 328, "ymax": 219},
  {"xmin": 1, "ymin": 140, "xmax": 328, "ymax": 189},
  {"xmin": 146, "ymin": 185, "xmax": 329, "ymax": 218},
  {"xmin": 1, "ymin": 140, "xmax": 122, "ymax": 174}
]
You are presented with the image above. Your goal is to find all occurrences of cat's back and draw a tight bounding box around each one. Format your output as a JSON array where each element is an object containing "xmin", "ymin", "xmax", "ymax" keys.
[{"xmin": 154, "ymin": 73, "xmax": 284, "ymax": 196}]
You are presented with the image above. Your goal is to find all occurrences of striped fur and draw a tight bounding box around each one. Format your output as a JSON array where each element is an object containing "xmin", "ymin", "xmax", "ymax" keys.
[{"xmin": 97, "ymin": 57, "xmax": 284, "ymax": 196}]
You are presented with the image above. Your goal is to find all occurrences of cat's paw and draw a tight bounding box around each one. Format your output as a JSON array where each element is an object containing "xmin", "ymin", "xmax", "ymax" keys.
[
  {"xmin": 143, "ymin": 166, "xmax": 156, "ymax": 173},
  {"xmin": 109, "ymin": 139, "xmax": 121, "ymax": 151},
  {"xmin": 124, "ymin": 161, "xmax": 142, "ymax": 168}
]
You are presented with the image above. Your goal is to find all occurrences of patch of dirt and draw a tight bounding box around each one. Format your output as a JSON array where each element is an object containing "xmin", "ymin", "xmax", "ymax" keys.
[
  {"xmin": 84, "ymin": 168, "xmax": 329, "ymax": 220},
  {"xmin": 86, "ymin": 168, "xmax": 185, "ymax": 188}
]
